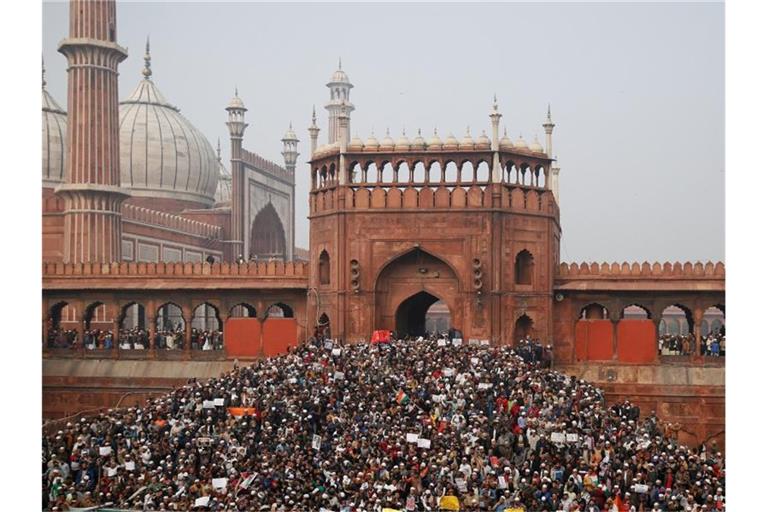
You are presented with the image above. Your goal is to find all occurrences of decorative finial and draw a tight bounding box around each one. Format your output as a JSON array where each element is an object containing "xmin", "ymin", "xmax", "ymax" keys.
[
  {"xmin": 504, "ymin": 126, "xmax": 508, "ymax": 136},
  {"xmin": 338, "ymin": 57, "xmax": 342, "ymax": 70},
  {"xmin": 417, "ymin": 128, "xmax": 422, "ymax": 136},
  {"xmin": 289, "ymin": 121, "xmax": 293, "ymax": 130},
  {"xmin": 386, "ymin": 127, "xmax": 390, "ymax": 136},
  {"xmin": 142, "ymin": 36, "xmax": 152, "ymax": 79},
  {"xmin": 493, "ymin": 93, "xmax": 498, "ymax": 111},
  {"xmin": 466, "ymin": 125, "xmax": 471, "ymax": 136},
  {"xmin": 42, "ymin": 55, "xmax": 46, "ymax": 89},
  {"xmin": 216, "ymin": 138, "xmax": 221, "ymax": 162},
  {"xmin": 402, "ymin": 127, "xmax": 406, "ymax": 136},
  {"xmin": 235, "ymin": 86, "xmax": 238, "ymax": 97},
  {"xmin": 547, "ymin": 103, "xmax": 552, "ymax": 120}
]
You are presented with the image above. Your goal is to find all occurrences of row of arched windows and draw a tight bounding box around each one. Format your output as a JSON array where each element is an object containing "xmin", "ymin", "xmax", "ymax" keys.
[{"xmin": 312, "ymin": 161, "xmax": 549, "ymax": 190}]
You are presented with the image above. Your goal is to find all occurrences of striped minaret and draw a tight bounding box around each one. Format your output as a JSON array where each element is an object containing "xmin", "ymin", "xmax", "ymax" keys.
[{"xmin": 57, "ymin": 0, "xmax": 129, "ymax": 263}]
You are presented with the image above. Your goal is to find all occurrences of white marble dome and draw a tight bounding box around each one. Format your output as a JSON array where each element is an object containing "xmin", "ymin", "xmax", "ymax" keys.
[
  {"xmin": 119, "ymin": 66, "xmax": 219, "ymax": 207},
  {"xmin": 42, "ymin": 84, "xmax": 67, "ymax": 188}
]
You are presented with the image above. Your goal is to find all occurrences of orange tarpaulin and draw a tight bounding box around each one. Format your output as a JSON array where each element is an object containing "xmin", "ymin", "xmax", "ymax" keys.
[
  {"xmin": 225, "ymin": 318, "xmax": 261, "ymax": 358},
  {"xmin": 262, "ymin": 318, "xmax": 298, "ymax": 357},
  {"xmin": 228, "ymin": 407, "xmax": 256, "ymax": 417},
  {"xmin": 617, "ymin": 319, "xmax": 656, "ymax": 363},
  {"xmin": 575, "ymin": 319, "xmax": 613, "ymax": 361}
]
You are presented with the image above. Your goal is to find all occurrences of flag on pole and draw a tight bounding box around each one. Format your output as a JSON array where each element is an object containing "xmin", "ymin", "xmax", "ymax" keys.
[{"xmin": 395, "ymin": 389, "xmax": 410, "ymax": 405}]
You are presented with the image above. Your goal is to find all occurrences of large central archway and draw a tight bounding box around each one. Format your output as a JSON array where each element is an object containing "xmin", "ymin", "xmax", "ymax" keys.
[
  {"xmin": 374, "ymin": 248, "xmax": 460, "ymax": 335},
  {"xmin": 395, "ymin": 291, "xmax": 446, "ymax": 337}
]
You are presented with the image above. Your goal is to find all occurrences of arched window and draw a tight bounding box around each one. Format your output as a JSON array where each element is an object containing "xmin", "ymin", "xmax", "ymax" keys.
[
  {"xmin": 84, "ymin": 301, "xmax": 107, "ymax": 331},
  {"xmin": 514, "ymin": 314, "xmax": 533, "ymax": 341},
  {"xmin": 445, "ymin": 162, "xmax": 459, "ymax": 182},
  {"xmin": 476, "ymin": 161, "xmax": 490, "ymax": 182},
  {"xmin": 351, "ymin": 163, "xmax": 363, "ymax": 184},
  {"xmin": 396, "ymin": 162, "xmax": 409, "ymax": 183},
  {"xmin": 621, "ymin": 304, "xmax": 651, "ymax": 319},
  {"xmin": 460, "ymin": 161, "xmax": 474, "ymax": 182},
  {"xmin": 119, "ymin": 302, "xmax": 147, "ymax": 330},
  {"xmin": 192, "ymin": 303, "xmax": 221, "ymax": 332},
  {"xmin": 428, "ymin": 162, "xmax": 441, "ymax": 183},
  {"xmin": 229, "ymin": 303, "xmax": 257, "ymax": 318},
  {"xmin": 157, "ymin": 303, "xmax": 184, "ymax": 332},
  {"xmin": 514, "ymin": 250, "xmax": 534, "ymax": 285},
  {"xmin": 266, "ymin": 303, "xmax": 294, "ymax": 318},
  {"xmin": 580, "ymin": 303, "xmax": 609, "ymax": 320},
  {"xmin": 382, "ymin": 162, "xmax": 395, "ymax": 183},
  {"xmin": 413, "ymin": 162, "xmax": 426, "ymax": 184},
  {"xmin": 319, "ymin": 250, "xmax": 331, "ymax": 285}
]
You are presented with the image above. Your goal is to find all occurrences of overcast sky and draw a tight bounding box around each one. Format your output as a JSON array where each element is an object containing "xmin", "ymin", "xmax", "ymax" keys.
[{"xmin": 42, "ymin": 2, "xmax": 724, "ymax": 263}]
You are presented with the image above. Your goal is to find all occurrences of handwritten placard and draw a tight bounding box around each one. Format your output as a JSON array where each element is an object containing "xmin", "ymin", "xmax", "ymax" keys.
[
  {"xmin": 212, "ymin": 477, "xmax": 228, "ymax": 490},
  {"xmin": 213, "ymin": 398, "xmax": 225, "ymax": 407},
  {"xmin": 202, "ymin": 400, "xmax": 215, "ymax": 409},
  {"xmin": 99, "ymin": 446, "xmax": 112, "ymax": 456},
  {"xmin": 332, "ymin": 348, "xmax": 341, "ymax": 356},
  {"xmin": 334, "ymin": 371, "xmax": 345, "ymax": 381},
  {"xmin": 480, "ymin": 340, "xmax": 490, "ymax": 346},
  {"xmin": 566, "ymin": 433, "xmax": 579, "ymax": 443},
  {"xmin": 312, "ymin": 434, "xmax": 322, "ymax": 451},
  {"xmin": 417, "ymin": 438, "xmax": 431, "ymax": 449},
  {"xmin": 194, "ymin": 496, "xmax": 210, "ymax": 507},
  {"xmin": 437, "ymin": 339, "xmax": 447, "ymax": 347},
  {"xmin": 106, "ymin": 467, "xmax": 117, "ymax": 477},
  {"xmin": 406, "ymin": 433, "xmax": 419, "ymax": 444},
  {"xmin": 125, "ymin": 461, "xmax": 135, "ymax": 471},
  {"xmin": 550, "ymin": 432, "xmax": 566, "ymax": 444},
  {"xmin": 452, "ymin": 338, "xmax": 463, "ymax": 347}
]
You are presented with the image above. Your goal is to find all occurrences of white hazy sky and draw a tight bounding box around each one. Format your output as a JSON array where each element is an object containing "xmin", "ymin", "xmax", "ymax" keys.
[{"xmin": 42, "ymin": 2, "xmax": 724, "ymax": 263}]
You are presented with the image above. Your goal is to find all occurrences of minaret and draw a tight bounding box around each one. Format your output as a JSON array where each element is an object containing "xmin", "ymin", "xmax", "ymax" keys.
[
  {"xmin": 226, "ymin": 89, "xmax": 248, "ymax": 260},
  {"xmin": 325, "ymin": 59, "xmax": 355, "ymax": 144},
  {"xmin": 543, "ymin": 104, "xmax": 555, "ymax": 158},
  {"xmin": 56, "ymin": 0, "xmax": 129, "ymax": 263},
  {"xmin": 551, "ymin": 157, "xmax": 561, "ymax": 204},
  {"xmin": 308, "ymin": 106, "xmax": 320, "ymax": 155},
  {"xmin": 281, "ymin": 123, "xmax": 299, "ymax": 173},
  {"xmin": 489, "ymin": 94, "xmax": 503, "ymax": 183},
  {"xmin": 282, "ymin": 124, "xmax": 299, "ymax": 259}
]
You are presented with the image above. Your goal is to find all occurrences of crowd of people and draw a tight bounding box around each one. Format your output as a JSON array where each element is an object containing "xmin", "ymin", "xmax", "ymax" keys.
[
  {"xmin": 46, "ymin": 328, "xmax": 80, "ymax": 348},
  {"xmin": 657, "ymin": 333, "xmax": 725, "ymax": 358},
  {"xmin": 191, "ymin": 329, "xmax": 224, "ymax": 351},
  {"xmin": 42, "ymin": 335, "xmax": 725, "ymax": 511},
  {"xmin": 657, "ymin": 335, "xmax": 694, "ymax": 357}
]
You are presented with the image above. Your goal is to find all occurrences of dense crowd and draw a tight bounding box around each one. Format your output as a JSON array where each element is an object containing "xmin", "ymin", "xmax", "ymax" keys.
[
  {"xmin": 47, "ymin": 328, "xmax": 80, "ymax": 348},
  {"xmin": 42, "ymin": 336, "xmax": 725, "ymax": 511},
  {"xmin": 657, "ymin": 333, "xmax": 725, "ymax": 358},
  {"xmin": 192, "ymin": 329, "xmax": 224, "ymax": 351}
]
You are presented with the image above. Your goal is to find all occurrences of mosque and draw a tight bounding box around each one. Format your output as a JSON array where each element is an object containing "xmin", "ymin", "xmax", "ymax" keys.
[{"xmin": 42, "ymin": 0, "xmax": 725, "ymax": 449}]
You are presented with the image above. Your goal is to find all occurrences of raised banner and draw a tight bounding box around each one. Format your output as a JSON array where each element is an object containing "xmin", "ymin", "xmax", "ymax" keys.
[{"xmin": 228, "ymin": 407, "xmax": 256, "ymax": 417}]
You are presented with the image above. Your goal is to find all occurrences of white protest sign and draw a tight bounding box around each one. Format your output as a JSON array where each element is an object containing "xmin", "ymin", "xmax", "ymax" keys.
[
  {"xmin": 324, "ymin": 341, "xmax": 333, "ymax": 350},
  {"xmin": 480, "ymin": 340, "xmax": 490, "ymax": 346},
  {"xmin": 334, "ymin": 371, "xmax": 345, "ymax": 381},
  {"xmin": 194, "ymin": 496, "xmax": 210, "ymax": 507},
  {"xmin": 471, "ymin": 357, "xmax": 479, "ymax": 366},
  {"xmin": 417, "ymin": 438, "xmax": 431, "ymax": 449},
  {"xmin": 455, "ymin": 478, "xmax": 468, "ymax": 493},
  {"xmin": 332, "ymin": 348, "xmax": 341, "ymax": 356},
  {"xmin": 202, "ymin": 400, "xmax": 215, "ymax": 409},
  {"xmin": 406, "ymin": 433, "xmax": 419, "ymax": 444},
  {"xmin": 633, "ymin": 484, "xmax": 649, "ymax": 494},
  {"xmin": 213, "ymin": 398, "xmax": 225, "ymax": 407},
  {"xmin": 106, "ymin": 467, "xmax": 117, "ymax": 477},
  {"xmin": 312, "ymin": 434, "xmax": 322, "ymax": 451},
  {"xmin": 566, "ymin": 433, "xmax": 579, "ymax": 443},
  {"xmin": 452, "ymin": 338, "xmax": 463, "ymax": 347},
  {"xmin": 99, "ymin": 446, "xmax": 112, "ymax": 456},
  {"xmin": 442, "ymin": 368, "xmax": 455, "ymax": 377},
  {"xmin": 125, "ymin": 461, "xmax": 135, "ymax": 471},
  {"xmin": 550, "ymin": 432, "xmax": 566, "ymax": 444},
  {"xmin": 478, "ymin": 383, "xmax": 492, "ymax": 390},
  {"xmin": 212, "ymin": 477, "xmax": 228, "ymax": 490},
  {"xmin": 498, "ymin": 476, "xmax": 508, "ymax": 489},
  {"xmin": 437, "ymin": 339, "xmax": 446, "ymax": 347}
]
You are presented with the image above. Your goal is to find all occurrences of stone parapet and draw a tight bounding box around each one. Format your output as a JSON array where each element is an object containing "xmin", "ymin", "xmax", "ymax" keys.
[{"xmin": 122, "ymin": 203, "xmax": 223, "ymax": 239}]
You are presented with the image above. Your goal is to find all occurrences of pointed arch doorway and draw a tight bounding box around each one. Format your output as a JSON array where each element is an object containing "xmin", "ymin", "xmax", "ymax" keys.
[
  {"xmin": 374, "ymin": 248, "xmax": 460, "ymax": 336},
  {"xmin": 395, "ymin": 291, "xmax": 449, "ymax": 337}
]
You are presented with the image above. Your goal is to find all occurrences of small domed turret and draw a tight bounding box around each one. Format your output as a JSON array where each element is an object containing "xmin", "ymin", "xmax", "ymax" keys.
[
  {"xmin": 529, "ymin": 136, "xmax": 543, "ymax": 153},
  {"xmin": 513, "ymin": 135, "xmax": 529, "ymax": 150},
  {"xmin": 364, "ymin": 132, "xmax": 380, "ymax": 152},
  {"xmin": 476, "ymin": 130, "xmax": 491, "ymax": 149},
  {"xmin": 379, "ymin": 128, "xmax": 395, "ymax": 151},
  {"xmin": 443, "ymin": 133, "xmax": 459, "ymax": 150},
  {"xmin": 395, "ymin": 130, "xmax": 411, "ymax": 151},
  {"xmin": 459, "ymin": 127, "xmax": 475, "ymax": 150},
  {"xmin": 411, "ymin": 129, "xmax": 427, "ymax": 150},
  {"xmin": 428, "ymin": 129, "xmax": 443, "ymax": 150},
  {"xmin": 348, "ymin": 134, "xmax": 364, "ymax": 151},
  {"xmin": 499, "ymin": 127, "xmax": 513, "ymax": 150}
]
